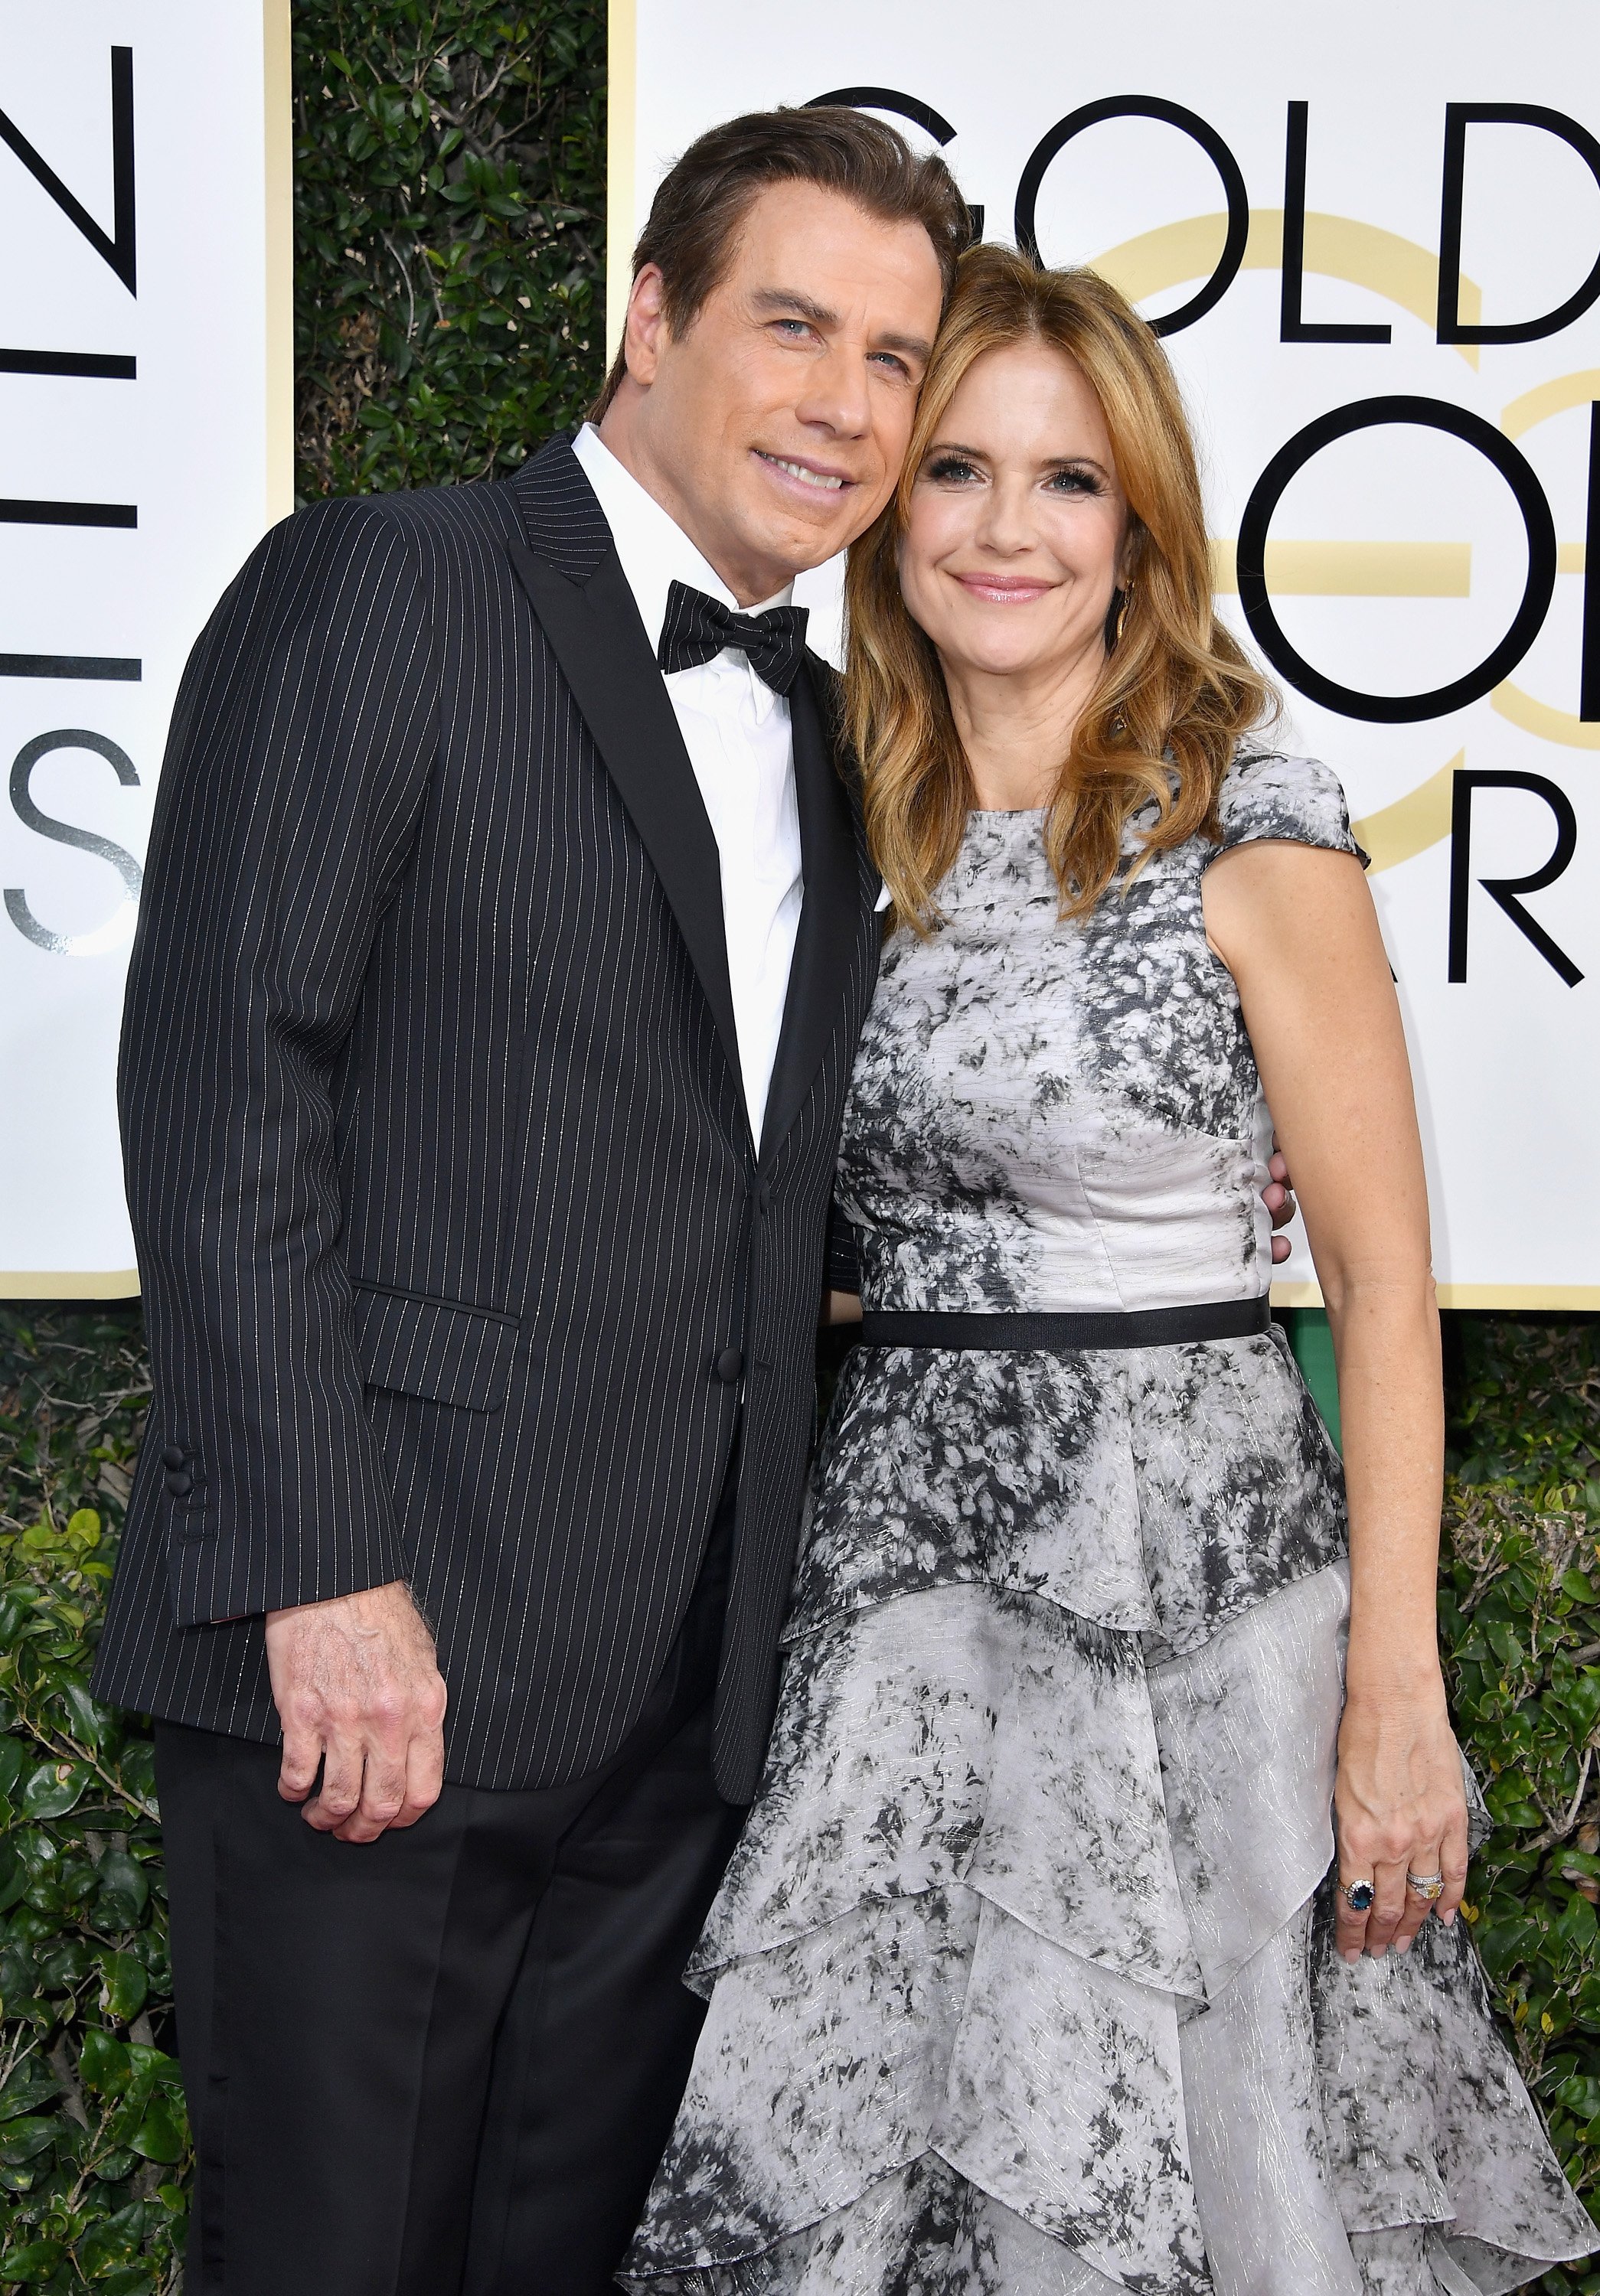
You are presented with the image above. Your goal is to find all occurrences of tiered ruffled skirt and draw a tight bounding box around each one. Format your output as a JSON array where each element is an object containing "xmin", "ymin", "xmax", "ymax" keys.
[{"xmin": 621, "ymin": 1332, "xmax": 1595, "ymax": 2294}]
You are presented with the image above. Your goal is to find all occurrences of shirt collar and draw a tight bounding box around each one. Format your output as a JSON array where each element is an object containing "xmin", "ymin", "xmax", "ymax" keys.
[{"xmin": 572, "ymin": 422, "xmax": 795, "ymax": 654}]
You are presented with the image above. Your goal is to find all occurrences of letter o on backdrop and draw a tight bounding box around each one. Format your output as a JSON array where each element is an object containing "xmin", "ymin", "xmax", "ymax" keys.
[
  {"xmin": 1236, "ymin": 396, "xmax": 1559, "ymax": 722},
  {"xmin": 1014, "ymin": 96, "xmax": 1249, "ymax": 336}
]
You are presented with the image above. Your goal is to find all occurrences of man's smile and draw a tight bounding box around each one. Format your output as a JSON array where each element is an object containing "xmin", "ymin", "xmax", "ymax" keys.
[{"xmin": 753, "ymin": 448, "xmax": 858, "ymax": 497}]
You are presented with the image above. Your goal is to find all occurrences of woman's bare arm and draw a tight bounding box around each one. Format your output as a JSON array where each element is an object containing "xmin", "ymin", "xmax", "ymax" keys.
[
  {"xmin": 823, "ymin": 1290, "xmax": 863, "ymax": 1326},
  {"xmin": 1203, "ymin": 839, "xmax": 1467, "ymax": 1958}
]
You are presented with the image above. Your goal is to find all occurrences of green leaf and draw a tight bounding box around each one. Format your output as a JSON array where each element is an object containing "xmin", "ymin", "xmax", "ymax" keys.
[
  {"xmin": 94, "ymin": 1850, "xmax": 149, "ymax": 1928},
  {"xmin": 0, "ymin": 1737, "xmax": 28, "ymax": 1801},
  {"xmin": 0, "ymin": 1836, "xmax": 28, "ymax": 1914},
  {"xmin": 0, "ymin": 2242, "xmax": 64, "ymax": 2282},
  {"xmin": 115, "ymin": 1738, "xmax": 155, "ymax": 1807},
  {"xmin": 129, "ymin": 2092, "xmax": 186, "ymax": 2164},
  {"xmin": 0, "ymin": 2063, "xmax": 57, "ymax": 2125},
  {"xmin": 20, "ymin": 1758, "xmax": 90, "ymax": 1819},
  {"xmin": 60, "ymin": 1676, "xmax": 112, "ymax": 1753},
  {"xmin": 0, "ymin": 2115, "xmax": 56, "ymax": 2167},
  {"xmin": 97, "ymin": 1949, "xmax": 149, "ymax": 2023},
  {"xmin": 75, "ymin": 2200, "xmax": 146, "ymax": 2275},
  {"xmin": 78, "ymin": 2028, "xmax": 131, "ymax": 2097}
]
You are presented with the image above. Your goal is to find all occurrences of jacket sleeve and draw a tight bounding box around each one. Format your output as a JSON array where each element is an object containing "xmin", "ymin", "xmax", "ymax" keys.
[
  {"xmin": 824, "ymin": 1201, "xmax": 863, "ymax": 1296},
  {"xmin": 119, "ymin": 495, "xmax": 438, "ymax": 1627}
]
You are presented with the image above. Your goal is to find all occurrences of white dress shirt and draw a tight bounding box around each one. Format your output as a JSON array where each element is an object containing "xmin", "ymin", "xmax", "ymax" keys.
[{"xmin": 572, "ymin": 422, "xmax": 803, "ymax": 1149}]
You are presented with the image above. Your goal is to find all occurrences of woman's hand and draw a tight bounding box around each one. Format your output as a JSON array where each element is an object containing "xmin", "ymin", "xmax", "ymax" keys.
[{"xmin": 1333, "ymin": 1678, "xmax": 1470, "ymax": 1960}]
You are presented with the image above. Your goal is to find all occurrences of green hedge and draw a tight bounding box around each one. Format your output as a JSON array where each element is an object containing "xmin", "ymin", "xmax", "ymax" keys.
[{"xmin": 0, "ymin": 6, "xmax": 1596, "ymax": 2287}]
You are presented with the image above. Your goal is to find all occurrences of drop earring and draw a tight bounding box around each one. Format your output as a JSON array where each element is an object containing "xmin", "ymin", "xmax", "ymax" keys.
[{"xmin": 1114, "ymin": 582, "xmax": 1134, "ymax": 647}]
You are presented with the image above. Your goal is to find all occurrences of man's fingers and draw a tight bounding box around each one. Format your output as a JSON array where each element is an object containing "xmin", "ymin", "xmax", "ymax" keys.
[
  {"xmin": 389, "ymin": 1724, "xmax": 446, "ymax": 1832},
  {"xmin": 1271, "ymin": 1233, "xmax": 1291, "ymax": 1264},
  {"xmin": 277, "ymin": 1720, "xmax": 323, "ymax": 1805},
  {"xmin": 334, "ymin": 1747, "xmax": 410, "ymax": 1844},
  {"xmin": 302, "ymin": 1729, "xmax": 366, "ymax": 1833}
]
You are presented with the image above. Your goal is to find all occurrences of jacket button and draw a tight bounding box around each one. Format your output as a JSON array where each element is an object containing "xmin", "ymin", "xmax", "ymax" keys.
[
  {"xmin": 165, "ymin": 1471, "xmax": 194, "ymax": 1498},
  {"xmin": 161, "ymin": 1444, "xmax": 185, "ymax": 1470},
  {"xmin": 713, "ymin": 1347, "xmax": 744, "ymax": 1384}
]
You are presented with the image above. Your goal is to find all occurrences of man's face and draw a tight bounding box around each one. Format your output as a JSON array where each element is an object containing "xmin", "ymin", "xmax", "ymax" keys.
[{"xmin": 601, "ymin": 181, "xmax": 945, "ymax": 605}]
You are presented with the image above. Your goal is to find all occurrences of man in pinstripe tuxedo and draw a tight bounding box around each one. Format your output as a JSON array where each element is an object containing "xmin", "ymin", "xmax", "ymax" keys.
[{"xmin": 90, "ymin": 110, "xmax": 968, "ymax": 2294}]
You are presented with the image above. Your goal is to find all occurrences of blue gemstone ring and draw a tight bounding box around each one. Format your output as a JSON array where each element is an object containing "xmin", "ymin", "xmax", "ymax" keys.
[{"xmin": 1340, "ymin": 1878, "xmax": 1376, "ymax": 1913}]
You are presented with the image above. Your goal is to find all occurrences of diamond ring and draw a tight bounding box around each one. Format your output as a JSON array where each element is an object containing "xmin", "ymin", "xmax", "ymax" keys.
[{"xmin": 1407, "ymin": 1871, "xmax": 1445, "ymax": 1901}]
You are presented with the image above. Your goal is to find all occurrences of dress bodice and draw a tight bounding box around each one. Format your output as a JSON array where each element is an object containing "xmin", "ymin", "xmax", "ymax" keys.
[{"xmin": 835, "ymin": 751, "xmax": 1363, "ymax": 1315}]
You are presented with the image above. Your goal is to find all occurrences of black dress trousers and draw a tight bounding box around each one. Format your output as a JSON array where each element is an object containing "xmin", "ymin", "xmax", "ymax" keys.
[{"xmin": 154, "ymin": 1487, "xmax": 746, "ymax": 2296}]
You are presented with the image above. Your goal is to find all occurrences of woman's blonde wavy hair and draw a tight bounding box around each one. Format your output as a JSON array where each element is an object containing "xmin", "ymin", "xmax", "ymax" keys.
[{"xmin": 845, "ymin": 243, "xmax": 1278, "ymax": 928}]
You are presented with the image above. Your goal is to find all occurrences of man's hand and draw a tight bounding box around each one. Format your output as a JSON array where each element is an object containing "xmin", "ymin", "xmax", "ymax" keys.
[
  {"xmin": 1265, "ymin": 1140, "xmax": 1298, "ymax": 1264},
  {"xmin": 265, "ymin": 1581, "xmax": 447, "ymax": 1844}
]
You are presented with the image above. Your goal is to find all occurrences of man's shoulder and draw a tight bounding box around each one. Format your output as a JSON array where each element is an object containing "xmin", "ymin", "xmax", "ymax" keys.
[
  {"xmin": 284, "ymin": 469, "xmax": 525, "ymax": 550},
  {"xmin": 276, "ymin": 435, "xmax": 583, "ymax": 566}
]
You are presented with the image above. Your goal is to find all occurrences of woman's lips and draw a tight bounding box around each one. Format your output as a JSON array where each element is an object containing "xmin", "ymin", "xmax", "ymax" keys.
[{"xmin": 951, "ymin": 573, "xmax": 1054, "ymax": 605}]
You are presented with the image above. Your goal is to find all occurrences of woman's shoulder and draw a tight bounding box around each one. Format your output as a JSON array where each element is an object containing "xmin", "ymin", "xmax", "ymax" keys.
[{"xmin": 1210, "ymin": 748, "xmax": 1367, "ymax": 866}]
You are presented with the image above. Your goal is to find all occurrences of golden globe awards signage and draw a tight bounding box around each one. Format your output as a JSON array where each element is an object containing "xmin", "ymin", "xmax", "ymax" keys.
[
  {"xmin": 0, "ymin": 5, "xmax": 291, "ymax": 1295},
  {"xmin": 615, "ymin": 0, "xmax": 1600, "ymax": 1307}
]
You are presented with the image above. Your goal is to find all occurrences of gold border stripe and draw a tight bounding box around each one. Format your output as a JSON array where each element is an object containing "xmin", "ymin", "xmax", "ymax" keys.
[
  {"xmin": 1274, "ymin": 1280, "xmax": 1600, "ymax": 1310},
  {"xmin": 263, "ymin": 0, "xmax": 295, "ymax": 524},
  {"xmin": 606, "ymin": 0, "xmax": 637, "ymax": 363},
  {"xmin": 0, "ymin": 1271, "xmax": 141, "ymax": 1300}
]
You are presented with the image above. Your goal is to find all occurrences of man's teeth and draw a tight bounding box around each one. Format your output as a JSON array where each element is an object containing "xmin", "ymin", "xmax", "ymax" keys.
[{"xmin": 768, "ymin": 456, "xmax": 845, "ymax": 491}]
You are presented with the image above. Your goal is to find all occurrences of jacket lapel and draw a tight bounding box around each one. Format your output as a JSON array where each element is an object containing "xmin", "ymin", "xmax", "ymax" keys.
[
  {"xmin": 759, "ymin": 654, "xmax": 868, "ymax": 1163},
  {"xmin": 504, "ymin": 439, "xmax": 749, "ymax": 1141}
]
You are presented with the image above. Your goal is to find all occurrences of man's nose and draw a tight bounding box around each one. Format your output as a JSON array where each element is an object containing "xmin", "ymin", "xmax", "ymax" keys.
[{"xmin": 795, "ymin": 346, "xmax": 873, "ymax": 437}]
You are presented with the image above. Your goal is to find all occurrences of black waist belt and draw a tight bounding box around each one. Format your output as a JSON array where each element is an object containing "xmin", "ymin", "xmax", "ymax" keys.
[{"xmin": 858, "ymin": 1295, "xmax": 1272, "ymax": 1352}]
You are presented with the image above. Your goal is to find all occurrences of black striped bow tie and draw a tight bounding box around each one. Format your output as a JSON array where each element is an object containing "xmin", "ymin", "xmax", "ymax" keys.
[{"xmin": 657, "ymin": 579, "xmax": 808, "ymax": 694}]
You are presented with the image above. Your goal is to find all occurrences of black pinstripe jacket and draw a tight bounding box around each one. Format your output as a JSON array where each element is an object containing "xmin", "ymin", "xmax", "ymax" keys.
[{"xmin": 90, "ymin": 432, "xmax": 882, "ymax": 1802}]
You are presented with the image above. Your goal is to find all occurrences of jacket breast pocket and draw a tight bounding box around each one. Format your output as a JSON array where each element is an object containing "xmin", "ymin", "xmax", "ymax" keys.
[{"xmin": 351, "ymin": 1284, "xmax": 526, "ymax": 1414}]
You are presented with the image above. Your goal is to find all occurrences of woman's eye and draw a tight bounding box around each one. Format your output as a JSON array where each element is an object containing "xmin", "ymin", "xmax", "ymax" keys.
[
  {"xmin": 1047, "ymin": 468, "xmax": 1102, "ymax": 495},
  {"xmin": 926, "ymin": 455, "xmax": 981, "ymax": 484}
]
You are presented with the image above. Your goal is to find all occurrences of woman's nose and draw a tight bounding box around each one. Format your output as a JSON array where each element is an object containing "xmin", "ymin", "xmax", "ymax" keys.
[{"xmin": 974, "ymin": 478, "xmax": 1037, "ymax": 555}]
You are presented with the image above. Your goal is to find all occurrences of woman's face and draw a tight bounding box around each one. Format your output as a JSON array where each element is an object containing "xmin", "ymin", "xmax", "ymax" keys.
[{"xmin": 897, "ymin": 338, "xmax": 1131, "ymax": 684}]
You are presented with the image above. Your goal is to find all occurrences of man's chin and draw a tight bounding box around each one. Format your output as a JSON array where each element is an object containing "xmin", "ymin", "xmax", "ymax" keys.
[{"xmin": 729, "ymin": 504, "xmax": 857, "ymax": 583}]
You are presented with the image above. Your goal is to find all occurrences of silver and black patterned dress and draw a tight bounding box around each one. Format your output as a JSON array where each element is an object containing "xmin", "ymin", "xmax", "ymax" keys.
[{"xmin": 621, "ymin": 752, "xmax": 1595, "ymax": 2296}]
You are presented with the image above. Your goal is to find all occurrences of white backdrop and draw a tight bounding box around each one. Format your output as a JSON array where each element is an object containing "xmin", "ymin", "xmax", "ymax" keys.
[
  {"xmin": 615, "ymin": 0, "xmax": 1600, "ymax": 1308},
  {"xmin": 0, "ymin": 2, "xmax": 289, "ymax": 1294}
]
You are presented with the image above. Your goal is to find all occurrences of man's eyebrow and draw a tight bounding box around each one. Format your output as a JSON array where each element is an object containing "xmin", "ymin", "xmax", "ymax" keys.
[
  {"xmin": 749, "ymin": 289, "xmax": 933, "ymax": 364},
  {"xmin": 751, "ymin": 289, "xmax": 840, "ymax": 327},
  {"xmin": 875, "ymin": 329, "xmax": 935, "ymax": 364}
]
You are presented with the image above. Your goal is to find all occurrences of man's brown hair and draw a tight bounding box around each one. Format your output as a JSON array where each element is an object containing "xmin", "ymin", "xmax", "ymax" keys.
[{"xmin": 591, "ymin": 106, "xmax": 971, "ymax": 418}]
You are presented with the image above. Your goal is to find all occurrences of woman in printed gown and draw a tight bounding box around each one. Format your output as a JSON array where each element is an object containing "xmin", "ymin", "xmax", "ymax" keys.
[{"xmin": 619, "ymin": 245, "xmax": 1597, "ymax": 2295}]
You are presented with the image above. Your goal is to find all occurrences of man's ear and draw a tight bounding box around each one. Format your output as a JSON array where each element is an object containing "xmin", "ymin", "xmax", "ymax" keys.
[{"xmin": 625, "ymin": 264, "xmax": 669, "ymax": 390}]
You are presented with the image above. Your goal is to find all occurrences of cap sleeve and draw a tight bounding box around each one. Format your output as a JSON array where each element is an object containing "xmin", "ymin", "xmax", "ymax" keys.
[{"xmin": 1209, "ymin": 750, "xmax": 1369, "ymax": 869}]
